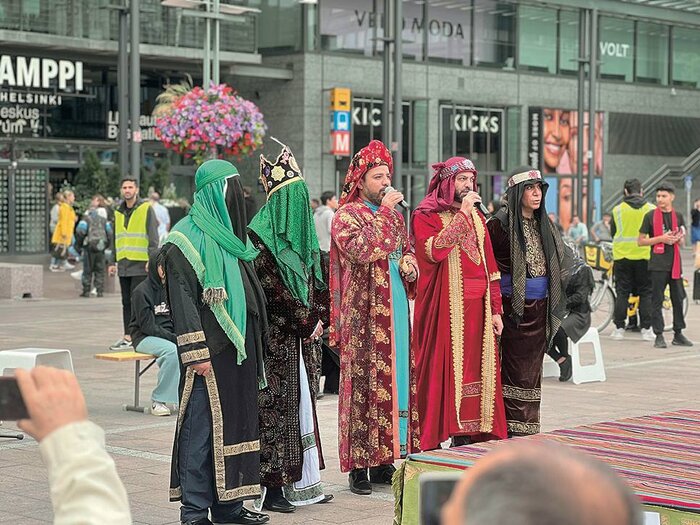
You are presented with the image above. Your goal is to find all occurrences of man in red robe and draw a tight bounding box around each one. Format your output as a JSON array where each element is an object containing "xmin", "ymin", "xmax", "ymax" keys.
[
  {"xmin": 412, "ymin": 157, "xmax": 507, "ymax": 451},
  {"xmin": 329, "ymin": 140, "xmax": 421, "ymax": 496}
]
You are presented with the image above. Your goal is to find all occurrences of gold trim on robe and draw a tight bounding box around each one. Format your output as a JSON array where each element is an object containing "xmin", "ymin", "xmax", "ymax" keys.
[
  {"xmin": 180, "ymin": 348, "xmax": 211, "ymax": 365},
  {"xmin": 177, "ymin": 330, "xmax": 206, "ymax": 346}
]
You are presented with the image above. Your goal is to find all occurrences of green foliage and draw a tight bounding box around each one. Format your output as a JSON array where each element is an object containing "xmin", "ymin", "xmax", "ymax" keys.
[
  {"xmin": 148, "ymin": 158, "xmax": 171, "ymax": 194},
  {"xmin": 73, "ymin": 149, "xmax": 110, "ymax": 200}
]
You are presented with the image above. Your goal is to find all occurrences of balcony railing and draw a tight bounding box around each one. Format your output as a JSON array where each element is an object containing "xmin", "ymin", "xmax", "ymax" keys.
[{"xmin": 0, "ymin": 0, "xmax": 257, "ymax": 54}]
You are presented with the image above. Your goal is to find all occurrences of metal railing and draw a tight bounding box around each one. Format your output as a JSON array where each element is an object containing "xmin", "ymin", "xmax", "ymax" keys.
[
  {"xmin": 602, "ymin": 145, "xmax": 700, "ymax": 212},
  {"xmin": 0, "ymin": 0, "xmax": 257, "ymax": 54}
]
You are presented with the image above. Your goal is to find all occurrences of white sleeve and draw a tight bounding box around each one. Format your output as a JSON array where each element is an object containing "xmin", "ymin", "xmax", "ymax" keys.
[{"xmin": 39, "ymin": 421, "xmax": 132, "ymax": 525}]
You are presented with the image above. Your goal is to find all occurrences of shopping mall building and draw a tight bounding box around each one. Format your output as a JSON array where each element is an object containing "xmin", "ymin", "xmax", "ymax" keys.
[{"xmin": 1, "ymin": 0, "xmax": 700, "ymax": 254}]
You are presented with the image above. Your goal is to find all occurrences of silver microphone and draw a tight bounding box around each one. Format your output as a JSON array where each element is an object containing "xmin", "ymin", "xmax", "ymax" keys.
[{"xmin": 385, "ymin": 185, "xmax": 409, "ymax": 208}]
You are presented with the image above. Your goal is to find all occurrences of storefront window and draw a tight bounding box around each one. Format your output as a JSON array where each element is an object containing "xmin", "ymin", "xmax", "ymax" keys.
[
  {"xmin": 426, "ymin": 0, "xmax": 472, "ymax": 66},
  {"xmin": 440, "ymin": 104, "xmax": 504, "ymax": 172},
  {"xmin": 558, "ymin": 10, "xmax": 579, "ymax": 75},
  {"xmin": 636, "ymin": 22, "xmax": 669, "ymax": 85},
  {"xmin": 319, "ymin": 0, "xmax": 383, "ymax": 57},
  {"xmin": 401, "ymin": 0, "xmax": 426, "ymax": 62},
  {"xmin": 352, "ymin": 98, "xmax": 410, "ymax": 165},
  {"xmin": 518, "ymin": 5, "xmax": 557, "ymax": 74},
  {"xmin": 599, "ymin": 16, "xmax": 634, "ymax": 82},
  {"xmin": 672, "ymin": 27, "xmax": 700, "ymax": 89},
  {"xmin": 473, "ymin": 0, "xmax": 516, "ymax": 70}
]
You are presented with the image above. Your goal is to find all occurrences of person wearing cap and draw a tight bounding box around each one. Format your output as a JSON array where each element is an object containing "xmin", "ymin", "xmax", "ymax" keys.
[
  {"xmin": 248, "ymin": 142, "xmax": 332, "ymax": 512},
  {"xmin": 329, "ymin": 140, "xmax": 420, "ymax": 495},
  {"xmin": 638, "ymin": 181, "xmax": 693, "ymax": 349},
  {"xmin": 163, "ymin": 160, "xmax": 270, "ymax": 525},
  {"xmin": 411, "ymin": 157, "xmax": 507, "ymax": 451},
  {"xmin": 487, "ymin": 167, "xmax": 572, "ymax": 437}
]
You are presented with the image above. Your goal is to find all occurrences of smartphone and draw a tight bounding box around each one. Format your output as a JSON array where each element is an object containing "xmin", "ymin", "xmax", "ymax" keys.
[
  {"xmin": 419, "ymin": 471, "xmax": 462, "ymax": 525},
  {"xmin": 0, "ymin": 376, "xmax": 29, "ymax": 421}
]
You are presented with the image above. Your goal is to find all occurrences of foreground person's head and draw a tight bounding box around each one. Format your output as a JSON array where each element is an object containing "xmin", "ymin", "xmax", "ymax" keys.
[{"xmin": 441, "ymin": 441, "xmax": 642, "ymax": 525}]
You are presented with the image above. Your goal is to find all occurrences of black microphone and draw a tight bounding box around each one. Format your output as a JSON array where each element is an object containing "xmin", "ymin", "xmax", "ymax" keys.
[
  {"xmin": 385, "ymin": 185, "xmax": 409, "ymax": 208},
  {"xmin": 476, "ymin": 201, "xmax": 491, "ymax": 216}
]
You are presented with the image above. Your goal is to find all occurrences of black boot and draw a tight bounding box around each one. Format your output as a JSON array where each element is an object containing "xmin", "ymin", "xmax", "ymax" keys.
[
  {"xmin": 558, "ymin": 356, "xmax": 572, "ymax": 382},
  {"xmin": 349, "ymin": 468, "xmax": 372, "ymax": 495},
  {"xmin": 450, "ymin": 435, "xmax": 472, "ymax": 448},
  {"xmin": 654, "ymin": 334, "xmax": 667, "ymax": 349},
  {"xmin": 369, "ymin": 464, "xmax": 396, "ymax": 484},
  {"xmin": 262, "ymin": 487, "xmax": 295, "ymax": 513}
]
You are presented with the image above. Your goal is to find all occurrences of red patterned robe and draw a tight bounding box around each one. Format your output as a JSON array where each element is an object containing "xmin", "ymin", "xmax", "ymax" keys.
[
  {"xmin": 329, "ymin": 201, "xmax": 421, "ymax": 472},
  {"xmin": 413, "ymin": 208, "xmax": 507, "ymax": 451}
]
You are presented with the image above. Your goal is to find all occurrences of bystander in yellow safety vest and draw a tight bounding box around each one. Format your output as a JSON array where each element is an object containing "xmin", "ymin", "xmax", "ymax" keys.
[
  {"xmin": 115, "ymin": 202, "xmax": 150, "ymax": 261},
  {"xmin": 612, "ymin": 201, "xmax": 655, "ymax": 260}
]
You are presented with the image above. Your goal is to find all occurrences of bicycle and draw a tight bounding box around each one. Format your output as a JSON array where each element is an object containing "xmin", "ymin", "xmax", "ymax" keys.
[{"xmin": 584, "ymin": 242, "xmax": 688, "ymax": 333}]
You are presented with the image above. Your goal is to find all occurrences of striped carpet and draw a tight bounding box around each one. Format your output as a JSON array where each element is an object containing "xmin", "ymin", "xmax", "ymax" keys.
[{"xmin": 407, "ymin": 409, "xmax": 700, "ymax": 512}]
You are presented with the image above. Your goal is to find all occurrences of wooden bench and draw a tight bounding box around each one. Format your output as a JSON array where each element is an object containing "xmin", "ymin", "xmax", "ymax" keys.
[{"xmin": 95, "ymin": 351, "xmax": 156, "ymax": 413}]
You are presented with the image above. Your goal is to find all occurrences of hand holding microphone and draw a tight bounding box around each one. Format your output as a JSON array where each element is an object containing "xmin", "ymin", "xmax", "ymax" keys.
[
  {"xmin": 382, "ymin": 186, "xmax": 408, "ymax": 210},
  {"xmin": 460, "ymin": 190, "xmax": 490, "ymax": 216}
]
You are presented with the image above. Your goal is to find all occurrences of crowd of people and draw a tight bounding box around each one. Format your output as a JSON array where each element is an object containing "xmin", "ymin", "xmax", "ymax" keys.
[{"xmin": 29, "ymin": 138, "xmax": 690, "ymax": 525}]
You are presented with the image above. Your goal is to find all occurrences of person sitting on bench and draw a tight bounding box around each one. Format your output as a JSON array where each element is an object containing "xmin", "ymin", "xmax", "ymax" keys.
[
  {"xmin": 547, "ymin": 240, "xmax": 595, "ymax": 382},
  {"xmin": 129, "ymin": 248, "xmax": 179, "ymax": 416}
]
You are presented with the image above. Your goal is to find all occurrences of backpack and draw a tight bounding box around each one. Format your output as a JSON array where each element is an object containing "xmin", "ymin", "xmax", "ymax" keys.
[{"xmin": 86, "ymin": 210, "xmax": 108, "ymax": 251}]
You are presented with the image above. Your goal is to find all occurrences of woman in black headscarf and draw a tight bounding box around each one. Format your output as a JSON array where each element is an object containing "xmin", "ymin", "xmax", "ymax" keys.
[{"xmin": 487, "ymin": 166, "xmax": 572, "ymax": 437}]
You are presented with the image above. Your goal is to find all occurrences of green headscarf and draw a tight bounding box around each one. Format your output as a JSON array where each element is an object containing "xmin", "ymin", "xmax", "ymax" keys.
[
  {"xmin": 166, "ymin": 159, "xmax": 259, "ymax": 364},
  {"xmin": 248, "ymin": 178, "xmax": 325, "ymax": 306}
]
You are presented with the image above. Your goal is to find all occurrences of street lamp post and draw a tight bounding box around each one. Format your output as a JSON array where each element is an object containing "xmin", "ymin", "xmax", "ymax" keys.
[{"xmin": 130, "ymin": 0, "xmax": 141, "ymax": 184}]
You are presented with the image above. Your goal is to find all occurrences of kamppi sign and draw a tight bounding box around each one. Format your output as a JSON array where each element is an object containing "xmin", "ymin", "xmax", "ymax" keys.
[
  {"xmin": 330, "ymin": 87, "xmax": 351, "ymax": 157},
  {"xmin": 0, "ymin": 54, "xmax": 83, "ymax": 136}
]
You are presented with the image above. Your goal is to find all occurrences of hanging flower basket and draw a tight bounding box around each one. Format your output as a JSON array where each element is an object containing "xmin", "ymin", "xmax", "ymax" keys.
[{"xmin": 154, "ymin": 81, "xmax": 266, "ymax": 164}]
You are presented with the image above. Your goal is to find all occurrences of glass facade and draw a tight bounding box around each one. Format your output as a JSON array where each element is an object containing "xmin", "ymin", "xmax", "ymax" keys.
[
  {"xmin": 636, "ymin": 22, "xmax": 668, "ymax": 85},
  {"xmin": 599, "ymin": 16, "xmax": 635, "ymax": 82},
  {"xmin": 518, "ymin": 5, "xmax": 558, "ymax": 73},
  {"xmin": 558, "ymin": 10, "xmax": 579, "ymax": 75},
  {"xmin": 0, "ymin": 0, "xmax": 257, "ymax": 54},
  {"xmin": 473, "ymin": 1, "xmax": 516, "ymax": 69},
  {"xmin": 672, "ymin": 27, "xmax": 700, "ymax": 88},
  {"xmin": 426, "ymin": 0, "xmax": 472, "ymax": 66},
  {"xmin": 251, "ymin": 0, "xmax": 303, "ymax": 54}
]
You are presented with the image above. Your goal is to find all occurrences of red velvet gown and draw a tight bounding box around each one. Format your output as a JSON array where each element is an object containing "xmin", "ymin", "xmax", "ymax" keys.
[{"xmin": 413, "ymin": 208, "xmax": 507, "ymax": 451}]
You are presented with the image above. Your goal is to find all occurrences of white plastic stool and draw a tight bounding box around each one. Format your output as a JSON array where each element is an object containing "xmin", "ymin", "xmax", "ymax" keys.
[
  {"xmin": 0, "ymin": 348, "xmax": 74, "ymax": 376},
  {"xmin": 542, "ymin": 355, "xmax": 560, "ymax": 378},
  {"xmin": 569, "ymin": 327, "xmax": 606, "ymax": 385}
]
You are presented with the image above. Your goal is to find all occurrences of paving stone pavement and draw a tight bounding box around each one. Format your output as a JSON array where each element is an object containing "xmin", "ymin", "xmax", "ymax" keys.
[{"xmin": 1, "ymin": 256, "xmax": 699, "ymax": 524}]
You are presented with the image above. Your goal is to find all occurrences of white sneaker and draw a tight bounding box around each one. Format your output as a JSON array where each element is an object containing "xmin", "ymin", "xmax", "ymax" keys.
[
  {"xmin": 49, "ymin": 265, "xmax": 63, "ymax": 272},
  {"xmin": 641, "ymin": 328, "xmax": 655, "ymax": 342},
  {"xmin": 61, "ymin": 262, "xmax": 76, "ymax": 270},
  {"xmin": 151, "ymin": 401, "xmax": 171, "ymax": 417},
  {"xmin": 610, "ymin": 327, "xmax": 625, "ymax": 340},
  {"xmin": 109, "ymin": 338, "xmax": 133, "ymax": 351},
  {"xmin": 70, "ymin": 270, "xmax": 83, "ymax": 280}
]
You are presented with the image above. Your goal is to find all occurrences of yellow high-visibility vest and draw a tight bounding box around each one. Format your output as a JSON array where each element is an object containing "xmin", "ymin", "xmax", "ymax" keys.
[
  {"xmin": 612, "ymin": 201, "xmax": 655, "ymax": 261},
  {"xmin": 115, "ymin": 202, "xmax": 150, "ymax": 261}
]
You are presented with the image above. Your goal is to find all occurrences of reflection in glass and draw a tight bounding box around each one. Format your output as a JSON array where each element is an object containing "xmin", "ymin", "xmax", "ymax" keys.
[
  {"xmin": 599, "ymin": 16, "xmax": 634, "ymax": 82},
  {"xmin": 672, "ymin": 27, "xmax": 700, "ymax": 88},
  {"xmin": 518, "ymin": 5, "xmax": 557, "ymax": 74},
  {"xmin": 473, "ymin": 0, "xmax": 515, "ymax": 70},
  {"xmin": 558, "ymin": 10, "xmax": 579, "ymax": 75},
  {"xmin": 636, "ymin": 22, "xmax": 669, "ymax": 85}
]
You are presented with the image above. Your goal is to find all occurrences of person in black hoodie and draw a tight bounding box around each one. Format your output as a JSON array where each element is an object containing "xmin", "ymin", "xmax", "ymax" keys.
[
  {"xmin": 129, "ymin": 247, "xmax": 180, "ymax": 416},
  {"xmin": 547, "ymin": 240, "xmax": 595, "ymax": 381}
]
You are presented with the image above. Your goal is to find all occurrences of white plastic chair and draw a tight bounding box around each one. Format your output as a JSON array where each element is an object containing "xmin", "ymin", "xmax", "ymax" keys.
[
  {"xmin": 569, "ymin": 327, "xmax": 606, "ymax": 385},
  {"xmin": 0, "ymin": 348, "xmax": 74, "ymax": 376}
]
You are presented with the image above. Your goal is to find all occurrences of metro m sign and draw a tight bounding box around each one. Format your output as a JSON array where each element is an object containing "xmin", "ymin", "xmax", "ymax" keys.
[{"xmin": 330, "ymin": 131, "xmax": 350, "ymax": 156}]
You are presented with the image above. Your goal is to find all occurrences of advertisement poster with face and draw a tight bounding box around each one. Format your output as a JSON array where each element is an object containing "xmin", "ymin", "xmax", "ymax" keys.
[{"xmin": 529, "ymin": 107, "xmax": 604, "ymax": 230}]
